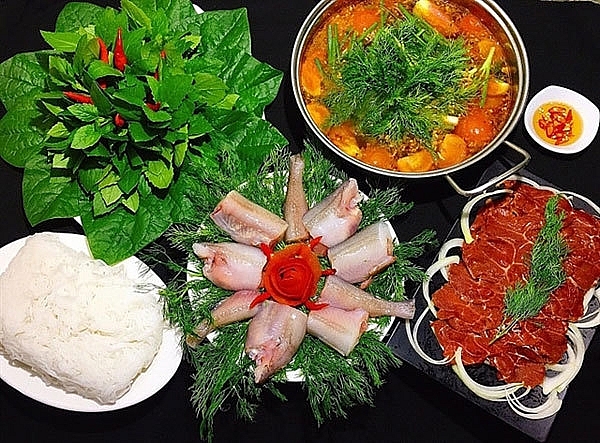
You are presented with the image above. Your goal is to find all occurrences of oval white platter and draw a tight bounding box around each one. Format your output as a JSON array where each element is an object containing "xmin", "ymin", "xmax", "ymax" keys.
[{"xmin": 0, "ymin": 232, "xmax": 183, "ymax": 412}]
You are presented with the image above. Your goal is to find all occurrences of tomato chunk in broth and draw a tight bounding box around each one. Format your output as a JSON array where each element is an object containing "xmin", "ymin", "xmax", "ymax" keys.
[{"xmin": 299, "ymin": 0, "xmax": 515, "ymax": 172}]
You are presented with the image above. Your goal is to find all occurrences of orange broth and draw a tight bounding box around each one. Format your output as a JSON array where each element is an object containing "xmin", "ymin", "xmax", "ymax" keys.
[{"xmin": 299, "ymin": 0, "xmax": 515, "ymax": 172}]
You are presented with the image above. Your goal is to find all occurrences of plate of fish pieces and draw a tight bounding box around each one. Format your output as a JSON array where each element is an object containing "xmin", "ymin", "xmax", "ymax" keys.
[
  {"xmin": 388, "ymin": 169, "xmax": 600, "ymax": 442},
  {"xmin": 179, "ymin": 147, "xmax": 429, "ymax": 385},
  {"xmin": 163, "ymin": 146, "xmax": 436, "ymax": 436}
]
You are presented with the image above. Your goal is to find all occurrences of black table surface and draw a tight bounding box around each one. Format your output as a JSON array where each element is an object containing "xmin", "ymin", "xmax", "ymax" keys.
[{"xmin": 1, "ymin": 1, "xmax": 599, "ymax": 442}]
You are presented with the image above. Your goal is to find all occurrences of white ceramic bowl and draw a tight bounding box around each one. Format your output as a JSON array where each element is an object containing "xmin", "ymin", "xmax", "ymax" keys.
[{"xmin": 524, "ymin": 85, "xmax": 599, "ymax": 154}]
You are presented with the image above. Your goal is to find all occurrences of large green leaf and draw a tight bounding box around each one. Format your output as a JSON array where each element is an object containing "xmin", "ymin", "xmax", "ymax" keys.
[
  {"xmin": 22, "ymin": 154, "xmax": 83, "ymax": 225},
  {"xmin": 194, "ymin": 10, "xmax": 282, "ymax": 116},
  {"xmin": 0, "ymin": 53, "xmax": 48, "ymax": 110},
  {"xmin": 196, "ymin": 9, "xmax": 251, "ymax": 56},
  {"xmin": 81, "ymin": 191, "xmax": 176, "ymax": 265},
  {"xmin": 158, "ymin": 0, "xmax": 201, "ymax": 34},
  {"xmin": 218, "ymin": 53, "xmax": 283, "ymax": 116},
  {"xmin": 55, "ymin": 2, "xmax": 106, "ymax": 32},
  {"xmin": 0, "ymin": 109, "xmax": 46, "ymax": 167},
  {"xmin": 188, "ymin": 73, "xmax": 227, "ymax": 106},
  {"xmin": 205, "ymin": 109, "xmax": 287, "ymax": 174}
]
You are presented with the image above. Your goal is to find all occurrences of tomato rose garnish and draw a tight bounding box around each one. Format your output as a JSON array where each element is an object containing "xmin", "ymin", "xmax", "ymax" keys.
[{"xmin": 251, "ymin": 243, "xmax": 328, "ymax": 310}]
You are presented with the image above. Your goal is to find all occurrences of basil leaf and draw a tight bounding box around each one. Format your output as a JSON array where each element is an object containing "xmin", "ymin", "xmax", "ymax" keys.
[
  {"xmin": 79, "ymin": 164, "xmax": 111, "ymax": 193},
  {"xmin": 158, "ymin": 72, "xmax": 194, "ymax": 108},
  {"xmin": 128, "ymin": 121, "xmax": 155, "ymax": 142},
  {"xmin": 145, "ymin": 158, "xmax": 174, "ymax": 189},
  {"xmin": 92, "ymin": 191, "xmax": 120, "ymax": 216},
  {"xmin": 73, "ymin": 34, "xmax": 100, "ymax": 75},
  {"xmin": 48, "ymin": 55, "xmax": 76, "ymax": 86},
  {"xmin": 40, "ymin": 31, "xmax": 80, "ymax": 52},
  {"xmin": 51, "ymin": 152, "xmax": 70, "ymax": 169},
  {"xmin": 67, "ymin": 103, "xmax": 99, "ymax": 122},
  {"xmin": 47, "ymin": 122, "xmax": 70, "ymax": 138},
  {"xmin": 87, "ymin": 60, "xmax": 123, "ymax": 80},
  {"xmin": 122, "ymin": 191, "xmax": 140, "ymax": 213},
  {"xmin": 122, "ymin": 0, "xmax": 153, "ymax": 30},
  {"xmin": 71, "ymin": 124, "xmax": 101, "ymax": 149},
  {"xmin": 174, "ymin": 140, "xmax": 188, "ymax": 167},
  {"xmin": 100, "ymin": 184, "xmax": 123, "ymax": 206},
  {"xmin": 88, "ymin": 79, "xmax": 113, "ymax": 115},
  {"xmin": 189, "ymin": 113, "xmax": 212, "ymax": 138},
  {"xmin": 119, "ymin": 168, "xmax": 141, "ymax": 194},
  {"xmin": 143, "ymin": 106, "xmax": 171, "ymax": 123}
]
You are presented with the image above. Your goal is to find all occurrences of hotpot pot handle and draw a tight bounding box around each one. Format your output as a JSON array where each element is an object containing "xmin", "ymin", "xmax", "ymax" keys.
[{"xmin": 444, "ymin": 141, "xmax": 531, "ymax": 197}]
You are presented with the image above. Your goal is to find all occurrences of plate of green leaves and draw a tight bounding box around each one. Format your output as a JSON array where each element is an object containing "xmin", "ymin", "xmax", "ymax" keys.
[{"xmin": 0, "ymin": 0, "xmax": 286, "ymax": 265}]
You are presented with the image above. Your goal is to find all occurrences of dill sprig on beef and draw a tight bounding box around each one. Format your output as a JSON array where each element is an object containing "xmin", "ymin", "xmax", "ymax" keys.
[{"xmin": 492, "ymin": 194, "xmax": 569, "ymax": 343}]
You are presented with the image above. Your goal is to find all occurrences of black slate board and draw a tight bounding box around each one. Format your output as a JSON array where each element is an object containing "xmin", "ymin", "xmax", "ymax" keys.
[{"xmin": 386, "ymin": 159, "xmax": 599, "ymax": 442}]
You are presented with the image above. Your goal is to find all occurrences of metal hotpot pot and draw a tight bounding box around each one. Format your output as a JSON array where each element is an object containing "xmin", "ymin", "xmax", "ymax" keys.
[{"xmin": 291, "ymin": 0, "xmax": 530, "ymax": 196}]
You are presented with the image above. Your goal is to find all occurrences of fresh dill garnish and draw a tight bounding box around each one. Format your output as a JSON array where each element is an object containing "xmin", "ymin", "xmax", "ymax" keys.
[
  {"xmin": 316, "ymin": 6, "xmax": 493, "ymax": 148},
  {"xmin": 188, "ymin": 322, "xmax": 283, "ymax": 439},
  {"xmin": 492, "ymin": 195, "xmax": 569, "ymax": 343},
  {"xmin": 156, "ymin": 141, "xmax": 435, "ymax": 441},
  {"xmin": 369, "ymin": 229, "xmax": 438, "ymax": 303},
  {"xmin": 360, "ymin": 187, "xmax": 413, "ymax": 227},
  {"xmin": 321, "ymin": 5, "xmax": 478, "ymax": 146},
  {"xmin": 290, "ymin": 332, "xmax": 401, "ymax": 425}
]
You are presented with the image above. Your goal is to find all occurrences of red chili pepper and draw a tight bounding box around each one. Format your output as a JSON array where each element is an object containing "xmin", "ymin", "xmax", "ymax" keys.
[
  {"xmin": 153, "ymin": 50, "xmax": 167, "ymax": 80},
  {"xmin": 63, "ymin": 91, "xmax": 93, "ymax": 104},
  {"xmin": 566, "ymin": 109, "xmax": 573, "ymax": 123},
  {"xmin": 98, "ymin": 37, "xmax": 109, "ymax": 63},
  {"xmin": 113, "ymin": 28, "xmax": 127, "ymax": 72},
  {"xmin": 146, "ymin": 101, "xmax": 161, "ymax": 112},
  {"xmin": 537, "ymin": 104, "xmax": 575, "ymax": 145},
  {"xmin": 114, "ymin": 113, "xmax": 126, "ymax": 128}
]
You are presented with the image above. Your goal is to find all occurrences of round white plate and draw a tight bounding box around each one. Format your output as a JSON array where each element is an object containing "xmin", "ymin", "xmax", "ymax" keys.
[
  {"xmin": 186, "ymin": 196, "xmax": 398, "ymax": 382},
  {"xmin": 524, "ymin": 85, "xmax": 599, "ymax": 154},
  {"xmin": 0, "ymin": 232, "xmax": 183, "ymax": 412}
]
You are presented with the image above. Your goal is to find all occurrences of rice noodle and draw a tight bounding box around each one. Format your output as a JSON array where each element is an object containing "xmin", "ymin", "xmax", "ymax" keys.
[{"xmin": 0, "ymin": 232, "xmax": 165, "ymax": 404}]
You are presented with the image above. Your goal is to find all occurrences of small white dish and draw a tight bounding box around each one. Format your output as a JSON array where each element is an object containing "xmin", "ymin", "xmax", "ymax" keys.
[{"xmin": 524, "ymin": 85, "xmax": 599, "ymax": 154}]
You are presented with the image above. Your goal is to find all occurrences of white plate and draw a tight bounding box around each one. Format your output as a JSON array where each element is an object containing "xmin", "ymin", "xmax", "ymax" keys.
[
  {"xmin": 0, "ymin": 232, "xmax": 183, "ymax": 412},
  {"xmin": 524, "ymin": 85, "xmax": 599, "ymax": 154}
]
